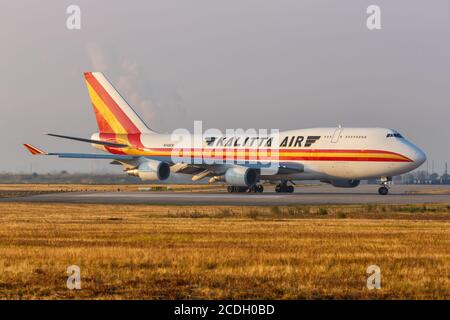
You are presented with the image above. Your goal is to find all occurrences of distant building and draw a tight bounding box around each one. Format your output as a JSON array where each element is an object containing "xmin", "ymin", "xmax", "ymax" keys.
[{"xmin": 441, "ymin": 163, "xmax": 450, "ymax": 185}]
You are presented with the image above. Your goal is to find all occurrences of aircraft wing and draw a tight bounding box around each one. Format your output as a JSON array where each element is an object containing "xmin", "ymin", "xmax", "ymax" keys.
[
  {"xmin": 171, "ymin": 161, "xmax": 305, "ymax": 182},
  {"xmin": 23, "ymin": 144, "xmax": 304, "ymax": 182},
  {"xmin": 49, "ymin": 153, "xmax": 136, "ymax": 160}
]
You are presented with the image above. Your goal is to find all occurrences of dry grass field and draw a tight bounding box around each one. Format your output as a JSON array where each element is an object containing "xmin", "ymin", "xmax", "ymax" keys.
[{"xmin": 0, "ymin": 202, "xmax": 449, "ymax": 299}]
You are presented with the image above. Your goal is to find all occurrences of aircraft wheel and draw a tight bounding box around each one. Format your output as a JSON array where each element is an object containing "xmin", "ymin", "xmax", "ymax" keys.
[
  {"xmin": 257, "ymin": 185, "xmax": 264, "ymax": 193},
  {"xmin": 378, "ymin": 186, "xmax": 389, "ymax": 195},
  {"xmin": 227, "ymin": 186, "xmax": 234, "ymax": 193},
  {"xmin": 276, "ymin": 184, "xmax": 292, "ymax": 193}
]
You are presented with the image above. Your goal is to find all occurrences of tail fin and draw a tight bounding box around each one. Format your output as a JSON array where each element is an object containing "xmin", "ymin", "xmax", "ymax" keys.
[{"xmin": 84, "ymin": 72, "xmax": 155, "ymax": 134}]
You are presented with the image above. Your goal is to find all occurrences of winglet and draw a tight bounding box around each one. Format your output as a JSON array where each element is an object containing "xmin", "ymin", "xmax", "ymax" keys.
[{"xmin": 23, "ymin": 144, "xmax": 47, "ymax": 155}]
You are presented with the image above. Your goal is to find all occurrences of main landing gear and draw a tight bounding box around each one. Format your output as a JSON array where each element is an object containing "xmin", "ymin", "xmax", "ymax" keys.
[
  {"xmin": 378, "ymin": 177, "xmax": 392, "ymax": 195},
  {"xmin": 275, "ymin": 181, "xmax": 294, "ymax": 193},
  {"xmin": 227, "ymin": 185, "xmax": 264, "ymax": 193}
]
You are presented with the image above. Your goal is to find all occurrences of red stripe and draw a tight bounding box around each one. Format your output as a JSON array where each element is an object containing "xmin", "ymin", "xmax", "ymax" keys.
[
  {"xmin": 105, "ymin": 146, "xmax": 127, "ymax": 155},
  {"xmin": 126, "ymin": 147, "xmax": 404, "ymax": 155},
  {"xmin": 86, "ymin": 73, "xmax": 140, "ymax": 134},
  {"xmin": 127, "ymin": 133, "xmax": 145, "ymax": 149}
]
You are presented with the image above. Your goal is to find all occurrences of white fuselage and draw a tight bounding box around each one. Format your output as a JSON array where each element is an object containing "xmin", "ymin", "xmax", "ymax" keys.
[{"xmin": 92, "ymin": 127, "xmax": 426, "ymax": 182}]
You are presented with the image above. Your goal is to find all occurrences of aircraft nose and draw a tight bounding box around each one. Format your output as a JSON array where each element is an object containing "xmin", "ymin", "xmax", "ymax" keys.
[{"xmin": 411, "ymin": 146, "xmax": 426, "ymax": 167}]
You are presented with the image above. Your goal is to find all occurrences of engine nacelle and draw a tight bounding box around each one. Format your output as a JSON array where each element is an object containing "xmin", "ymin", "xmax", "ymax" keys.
[
  {"xmin": 127, "ymin": 160, "xmax": 170, "ymax": 181},
  {"xmin": 224, "ymin": 167, "xmax": 258, "ymax": 187},
  {"xmin": 326, "ymin": 179, "xmax": 361, "ymax": 188}
]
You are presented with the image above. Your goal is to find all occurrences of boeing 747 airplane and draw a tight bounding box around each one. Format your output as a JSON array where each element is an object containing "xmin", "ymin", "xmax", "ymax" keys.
[{"xmin": 24, "ymin": 72, "xmax": 426, "ymax": 195}]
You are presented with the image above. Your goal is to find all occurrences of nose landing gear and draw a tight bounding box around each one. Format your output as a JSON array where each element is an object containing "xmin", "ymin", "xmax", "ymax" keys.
[{"xmin": 378, "ymin": 177, "xmax": 392, "ymax": 195}]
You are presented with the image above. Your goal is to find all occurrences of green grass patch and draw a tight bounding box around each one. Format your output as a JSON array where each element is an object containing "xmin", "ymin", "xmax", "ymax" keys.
[
  {"xmin": 336, "ymin": 212, "xmax": 347, "ymax": 219},
  {"xmin": 271, "ymin": 206, "xmax": 281, "ymax": 215}
]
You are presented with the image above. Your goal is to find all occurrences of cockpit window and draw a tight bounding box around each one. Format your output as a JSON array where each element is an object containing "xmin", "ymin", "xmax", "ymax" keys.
[{"xmin": 386, "ymin": 133, "xmax": 403, "ymax": 138}]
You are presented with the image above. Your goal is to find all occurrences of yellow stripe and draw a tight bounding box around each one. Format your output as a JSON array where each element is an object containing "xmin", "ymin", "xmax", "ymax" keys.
[{"xmin": 86, "ymin": 82, "xmax": 127, "ymax": 134}]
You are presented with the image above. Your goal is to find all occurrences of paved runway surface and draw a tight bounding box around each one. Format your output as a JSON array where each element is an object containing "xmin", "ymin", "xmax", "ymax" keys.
[{"xmin": 2, "ymin": 185, "xmax": 449, "ymax": 205}]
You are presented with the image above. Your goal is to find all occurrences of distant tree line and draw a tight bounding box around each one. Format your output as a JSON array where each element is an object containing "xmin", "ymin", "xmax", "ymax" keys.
[
  {"xmin": 369, "ymin": 170, "xmax": 450, "ymax": 185},
  {"xmin": 2, "ymin": 169, "xmax": 450, "ymax": 185},
  {"xmin": 399, "ymin": 170, "xmax": 450, "ymax": 185}
]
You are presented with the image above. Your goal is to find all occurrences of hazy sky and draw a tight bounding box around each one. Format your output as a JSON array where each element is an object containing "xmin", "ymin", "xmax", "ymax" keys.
[{"xmin": 1, "ymin": 1, "xmax": 449, "ymax": 173}]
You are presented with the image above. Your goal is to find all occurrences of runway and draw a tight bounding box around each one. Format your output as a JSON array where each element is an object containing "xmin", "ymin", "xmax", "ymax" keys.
[{"xmin": 2, "ymin": 185, "xmax": 449, "ymax": 205}]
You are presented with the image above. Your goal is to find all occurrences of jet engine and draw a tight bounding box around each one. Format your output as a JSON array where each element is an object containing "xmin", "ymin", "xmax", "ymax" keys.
[
  {"xmin": 127, "ymin": 160, "xmax": 170, "ymax": 181},
  {"xmin": 224, "ymin": 166, "xmax": 258, "ymax": 187},
  {"xmin": 326, "ymin": 179, "xmax": 361, "ymax": 188}
]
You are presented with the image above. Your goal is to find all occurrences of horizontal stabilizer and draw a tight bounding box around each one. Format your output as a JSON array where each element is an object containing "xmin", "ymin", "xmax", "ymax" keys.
[
  {"xmin": 47, "ymin": 133, "xmax": 129, "ymax": 148},
  {"xmin": 48, "ymin": 153, "xmax": 136, "ymax": 160},
  {"xmin": 23, "ymin": 143, "xmax": 136, "ymax": 160}
]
